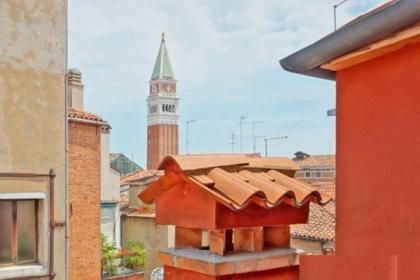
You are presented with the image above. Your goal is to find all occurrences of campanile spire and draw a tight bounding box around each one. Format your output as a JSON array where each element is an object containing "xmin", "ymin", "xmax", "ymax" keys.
[{"xmin": 146, "ymin": 33, "xmax": 179, "ymax": 169}]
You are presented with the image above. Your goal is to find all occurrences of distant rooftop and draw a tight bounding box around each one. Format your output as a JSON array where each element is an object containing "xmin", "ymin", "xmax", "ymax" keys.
[
  {"xmin": 110, "ymin": 153, "xmax": 142, "ymax": 176},
  {"xmin": 293, "ymin": 152, "xmax": 335, "ymax": 168},
  {"xmin": 291, "ymin": 201, "xmax": 335, "ymax": 242},
  {"xmin": 68, "ymin": 107, "xmax": 107, "ymax": 123},
  {"xmin": 120, "ymin": 169, "xmax": 163, "ymax": 186},
  {"xmin": 291, "ymin": 182, "xmax": 336, "ymax": 242}
]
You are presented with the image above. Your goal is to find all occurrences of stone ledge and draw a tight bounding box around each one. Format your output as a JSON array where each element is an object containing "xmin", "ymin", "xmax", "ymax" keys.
[
  {"xmin": 0, "ymin": 264, "xmax": 47, "ymax": 280},
  {"xmin": 159, "ymin": 247, "xmax": 302, "ymax": 276}
]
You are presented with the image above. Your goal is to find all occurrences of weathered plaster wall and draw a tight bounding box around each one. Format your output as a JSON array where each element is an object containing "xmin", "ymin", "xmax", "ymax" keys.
[
  {"xmin": 129, "ymin": 184, "xmax": 148, "ymax": 209},
  {"xmin": 0, "ymin": 0, "xmax": 67, "ymax": 279},
  {"xmin": 122, "ymin": 216, "xmax": 168, "ymax": 280},
  {"xmin": 101, "ymin": 130, "xmax": 120, "ymax": 203}
]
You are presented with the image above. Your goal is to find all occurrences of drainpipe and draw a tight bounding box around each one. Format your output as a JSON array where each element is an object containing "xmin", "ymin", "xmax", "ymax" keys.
[
  {"xmin": 280, "ymin": 0, "xmax": 420, "ymax": 80},
  {"xmin": 49, "ymin": 169, "xmax": 56, "ymax": 279},
  {"xmin": 64, "ymin": 1, "xmax": 69, "ymax": 278}
]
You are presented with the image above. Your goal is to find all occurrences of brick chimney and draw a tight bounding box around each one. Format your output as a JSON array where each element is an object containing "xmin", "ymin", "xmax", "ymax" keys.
[
  {"xmin": 67, "ymin": 68, "xmax": 84, "ymax": 110},
  {"xmin": 138, "ymin": 155, "xmax": 331, "ymax": 279}
]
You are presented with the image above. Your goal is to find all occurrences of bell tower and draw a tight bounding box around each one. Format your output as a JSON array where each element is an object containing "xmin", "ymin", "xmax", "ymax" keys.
[{"xmin": 147, "ymin": 33, "xmax": 179, "ymax": 169}]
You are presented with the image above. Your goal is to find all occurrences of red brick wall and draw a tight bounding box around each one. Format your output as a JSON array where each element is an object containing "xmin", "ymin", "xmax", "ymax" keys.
[
  {"xmin": 147, "ymin": 124, "xmax": 178, "ymax": 169},
  {"xmin": 68, "ymin": 121, "xmax": 101, "ymax": 280}
]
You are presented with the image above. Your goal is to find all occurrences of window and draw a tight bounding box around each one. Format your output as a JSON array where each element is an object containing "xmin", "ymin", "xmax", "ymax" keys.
[
  {"xmin": 316, "ymin": 171, "xmax": 321, "ymax": 177},
  {"xmin": 0, "ymin": 200, "xmax": 37, "ymax": 266},
  {"xmin": 101, "ymin": 206, "xmax": 116, "ymax": 244},
  {"xmin": 305, "ymin": 171, "xmax": 311, "ymax": 177}
]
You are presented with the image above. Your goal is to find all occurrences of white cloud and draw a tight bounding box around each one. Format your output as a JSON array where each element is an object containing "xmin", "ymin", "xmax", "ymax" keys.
[{"xmin": 68, "ymin": 0, "xmax": 388, "ymax": 165}]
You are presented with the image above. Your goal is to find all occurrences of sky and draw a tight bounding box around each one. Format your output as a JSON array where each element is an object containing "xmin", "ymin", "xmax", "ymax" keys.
[{"xmin": 68, "ymin": 0, "xmax": 387, "ymax": 167}]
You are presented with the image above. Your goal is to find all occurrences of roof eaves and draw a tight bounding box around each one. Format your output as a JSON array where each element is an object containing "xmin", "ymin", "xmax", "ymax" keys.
[
  {"xmin": 280, "ymin": 0, "xmax": 420, "ymax": 80},
  {"xmin": 68, "ymin": 116, "xmax": 109, "ymax": 127},
  {"xmin": 291, "ymin": 232, "xmax": 334, "ymax": 243}
]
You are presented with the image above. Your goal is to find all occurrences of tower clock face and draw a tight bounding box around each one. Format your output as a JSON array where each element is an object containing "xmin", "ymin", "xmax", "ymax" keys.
[
  {"xmin": 165, "ymin": 84, "xmax": 171, "ymax": 92},
  {"xmin": 151, "ymin": 85, "xmax": 157, "ymax": 93}
]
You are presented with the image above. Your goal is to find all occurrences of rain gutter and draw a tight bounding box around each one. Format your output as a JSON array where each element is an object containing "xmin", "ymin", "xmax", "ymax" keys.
[{"xmin": 280, "ymin": 0, "xmax": 420, "ymax": 80}]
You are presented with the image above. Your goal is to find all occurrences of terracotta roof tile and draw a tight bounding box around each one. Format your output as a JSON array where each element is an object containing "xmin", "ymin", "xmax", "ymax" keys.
[
  {"xmin": 160, "ymin": 154, "xmax": 299, "ymax": 172},
  {"xmin": 120, "ymin": 169, "xmax": 164, "ymax": 186},
  {"xmin": 310, "ymin": 182, "xmax": 336, "ymax": 200},
  {"xmin": 139, "ymin": 155, "xmax": 330, "ymax": 211},
  {"xmin": 68, "ymin": 107, "xmax": 104, "ymax": 122},
  {"xmin": 291, "ymin": 201, "xmax": 336, "ymax": 242},
  {"xmin": 294, "ymin": 154, "xmax": 335, "ymax": 168}
]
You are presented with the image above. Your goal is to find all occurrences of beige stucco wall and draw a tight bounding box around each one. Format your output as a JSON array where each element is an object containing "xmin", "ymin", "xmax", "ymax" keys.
[
  {"xmin": 129, "ymin": 185, "xmax": 146, "ymax": 209},
  {"xmin": 122, "ymin": 216, "xmax": 168, "ymax": 280},
  {"xmin": 101, "ymin": 130, "xmax": 120, "ymax": 203},
  {"xmin": 0, "ymin": 0, "xmax": 67, "ymax": 279}
]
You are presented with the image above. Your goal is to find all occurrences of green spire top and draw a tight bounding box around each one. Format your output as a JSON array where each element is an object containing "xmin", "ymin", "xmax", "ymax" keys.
[{"xmin": 151, "ymin": 32, "xmax": 175, "ymax": 80}]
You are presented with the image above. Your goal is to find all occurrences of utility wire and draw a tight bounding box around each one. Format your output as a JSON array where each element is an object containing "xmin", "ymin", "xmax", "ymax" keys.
[{"xmin": 287, "ymin": 92, "xmax": 331, "ymax": 138}]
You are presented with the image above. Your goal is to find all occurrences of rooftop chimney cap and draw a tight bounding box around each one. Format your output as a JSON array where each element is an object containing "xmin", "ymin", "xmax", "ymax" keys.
[
  {"xmin": 68, "ymin": 68, "xmax": 81, "ymax": 75},
  {"xmin": 294, "ymin": 151, "xmax": 310, "ymax": 160}
]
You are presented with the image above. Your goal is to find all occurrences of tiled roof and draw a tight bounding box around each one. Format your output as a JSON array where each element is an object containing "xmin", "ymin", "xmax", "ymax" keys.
[
  {"xmin": 121, "ymin": 169, "xmax": 163, "ymax": 186},
  {"xmin": 310, "ymin": 182, "xmax": 336, "ymax": 200},
  {"xmin": 139, "ymin": 155, "xmax": 331, "ymax": 211},
  {"xmin": 159, "ymin": 154, "xmax": 299, "ymax": 172},
  {"xmin": 68, "ymin": 108, "xmax": 104, "ymax": 122},
  {"xmin": 294, "ymin": 154, "xmax": 335, "ymax": 168},
  {"xmin": 291, "ymin": 201, "xmax": 336, "ymax": 242}
]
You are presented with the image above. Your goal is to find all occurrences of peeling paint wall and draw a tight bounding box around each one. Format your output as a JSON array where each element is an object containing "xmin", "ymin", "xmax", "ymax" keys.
[{"xmin": 0, "ymin": 0, "xmax": 67, "ymax": 279}]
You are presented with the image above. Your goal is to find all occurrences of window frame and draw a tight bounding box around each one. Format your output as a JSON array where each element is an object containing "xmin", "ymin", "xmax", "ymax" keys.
[{"xmin": 0, "ymin": 199, "xmax": 39, "ymax": 267}]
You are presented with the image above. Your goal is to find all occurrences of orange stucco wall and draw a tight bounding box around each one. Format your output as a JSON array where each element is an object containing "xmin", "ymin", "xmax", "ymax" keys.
[
  {"xmin": 335, "ymin": 41, "xmax": 420, "ymax": 280},
  {"xmin": 164, "ymin": 265, "xmax": 299, "ymax": 280},
  {"xmin": 300, "ymin": 40, "xmax": 420, "ymax": 280}
]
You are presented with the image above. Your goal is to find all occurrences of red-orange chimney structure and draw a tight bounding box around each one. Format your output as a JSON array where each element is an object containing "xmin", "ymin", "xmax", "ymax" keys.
[
  {"xmin": 139, "ymin": 155, "xmax": 330, "ymax": 279},
  {"xmin": 281, "ymin": 1, "xmax": 420, "ymax": 280}
]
